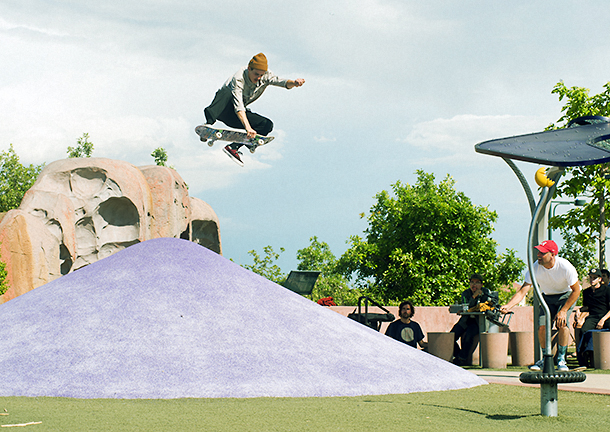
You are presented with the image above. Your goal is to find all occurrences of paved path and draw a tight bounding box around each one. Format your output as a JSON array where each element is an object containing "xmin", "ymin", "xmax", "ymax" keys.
[{"xmin": 474, "ymin": 370, "xmax": 610, "ymax": 395}]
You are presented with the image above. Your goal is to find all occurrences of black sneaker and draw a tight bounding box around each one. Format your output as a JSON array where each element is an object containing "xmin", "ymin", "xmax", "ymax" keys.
[{"xmin": 223, "ymin": 145, "xmax": 244, "ymax": 167}]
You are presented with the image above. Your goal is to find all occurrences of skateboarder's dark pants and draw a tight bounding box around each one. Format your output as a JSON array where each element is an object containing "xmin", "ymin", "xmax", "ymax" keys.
[
  {"xmin": 216, "ymin": 104, "xmax": 274, "ymax": 137},
  {"xmin": 451, "ymin": 317, "xmax": 479, "ymax": 364}
]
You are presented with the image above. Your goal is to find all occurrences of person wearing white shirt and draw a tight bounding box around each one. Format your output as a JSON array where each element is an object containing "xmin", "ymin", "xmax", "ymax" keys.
[{"xmin": 500, "ymin": 240, "xmax": 581, "ymax": 371}]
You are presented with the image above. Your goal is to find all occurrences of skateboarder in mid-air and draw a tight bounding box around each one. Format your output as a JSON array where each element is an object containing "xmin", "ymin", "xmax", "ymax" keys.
[{"xmin": 203, "ymin": 53, "xmax": 305, "ymax": 165}]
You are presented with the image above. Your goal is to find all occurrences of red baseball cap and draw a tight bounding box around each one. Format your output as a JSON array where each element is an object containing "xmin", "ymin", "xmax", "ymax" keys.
[{"xmin": 534, "ymin": 240, "xmax": 558, "ymax": 255}]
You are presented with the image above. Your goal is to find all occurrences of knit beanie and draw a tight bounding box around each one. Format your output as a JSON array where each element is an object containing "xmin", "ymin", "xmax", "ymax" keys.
[{"xmin": 249, "ymin": 53, "xmax": 268, "ymax": 71}]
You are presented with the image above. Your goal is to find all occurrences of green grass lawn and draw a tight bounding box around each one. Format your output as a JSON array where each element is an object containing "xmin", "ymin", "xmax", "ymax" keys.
[{"xmin": 1, "ymin": 383, "xmax": 609, "ymax": 431}]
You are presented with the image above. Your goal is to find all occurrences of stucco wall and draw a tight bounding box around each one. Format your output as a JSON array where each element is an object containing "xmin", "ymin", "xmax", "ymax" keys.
[{"xmin": 329, "ymin": 305, "xmax": 534, "ymax": 341}]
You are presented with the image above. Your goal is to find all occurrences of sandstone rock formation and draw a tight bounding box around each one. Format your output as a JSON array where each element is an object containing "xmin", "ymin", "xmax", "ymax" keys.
[{"xmin": 0, "ymin": 158, "xmax": 221, "ymax": 304}]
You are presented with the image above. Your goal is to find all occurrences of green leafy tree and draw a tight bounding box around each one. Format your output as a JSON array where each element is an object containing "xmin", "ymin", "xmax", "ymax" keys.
[
  {"xmin": 547, "ymin": 81, "xmax": 610, "ymax": 269},
  {"xmin": 0, "ymin": 144, "xmax": 44, "ymax": 212},
  {"xmin": 242, "ymin": 245, "xmax": 286, "ymax": 284},
  {"xmin": 0, "ymin": 256, "xmax": 8, "ymax": 296},
  {"xmin": 338, "ymin": 170, "xmax": 525, "ymax": 305},
  {"xmin": 296, "ymin": 236, "xmax": 364, "ymax": 306},
  {"xmin": 558, "ymin": 228, "xmax": 597, "ymax": 280},
  {"xmin": 151, "ymin": 147, "xmax": 168, "ymax": 166},
  {"xmin": 67, "ymin": 133, "xmax": 94, "ymax": 158}
]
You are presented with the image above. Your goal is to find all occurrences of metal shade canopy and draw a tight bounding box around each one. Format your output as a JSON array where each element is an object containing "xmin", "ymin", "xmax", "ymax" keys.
[
  {"xmin": 475, "ymin": 116, "xmax": 610, "ymax": 167},
  {"xmin": 471, "ymin": 116, "xmax": 607, "ymax": 417}
]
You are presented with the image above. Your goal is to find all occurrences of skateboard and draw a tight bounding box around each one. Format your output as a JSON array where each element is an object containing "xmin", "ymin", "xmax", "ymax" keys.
[{"xmin": 195, "ymin": 125, "xmax": 274, "ymax": 153}]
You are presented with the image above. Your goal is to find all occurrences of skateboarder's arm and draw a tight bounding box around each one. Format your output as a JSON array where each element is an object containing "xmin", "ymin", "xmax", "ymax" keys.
[
  {"xmin": 286, "ymin": 78, "xmax": 305, "ymax": 89},
  {"xmin": 236, "ymin": 110, "xmax": 257, "ymax": 139}
]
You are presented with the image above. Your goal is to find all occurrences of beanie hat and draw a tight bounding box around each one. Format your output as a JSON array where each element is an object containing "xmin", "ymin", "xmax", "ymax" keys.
[{"xmin": 249, "ymin": 53, "xmax": 268, "ymax": 71}]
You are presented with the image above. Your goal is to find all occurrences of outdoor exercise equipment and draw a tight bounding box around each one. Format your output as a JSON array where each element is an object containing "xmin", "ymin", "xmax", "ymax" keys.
[
  {"xmin": 474, "ymin": 115, "xmax": 610, "ymax": 416},
  {"xmin": 348, "ymin": 296, "xmax": 395, "ymax": 331}
]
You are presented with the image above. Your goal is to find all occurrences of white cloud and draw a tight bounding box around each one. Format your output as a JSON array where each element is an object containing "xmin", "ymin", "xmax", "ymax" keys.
[
  {"xmin": 314, "ymin": 136, "xmax": 337, "ymax": 143},
  {"xmin": 0, "ymin": 17, "xmax": 70, "ymax": 37},
  {"xmin": 401, "ymin": 114, "xmax": 551, "ymax": 163},
  {"xmin": 2, "ymin": 0, "xmax": 610, "ymax": 271}
]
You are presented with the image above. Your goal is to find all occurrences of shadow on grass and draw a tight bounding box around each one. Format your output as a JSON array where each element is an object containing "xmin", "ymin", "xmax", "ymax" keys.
[
  {"xmin": 360, "ymin": 398, "xmax": 538, "ymax": 420},
  {"xmin": 414, "ymin": 403, "xmax": 538, "ymax": 420}
]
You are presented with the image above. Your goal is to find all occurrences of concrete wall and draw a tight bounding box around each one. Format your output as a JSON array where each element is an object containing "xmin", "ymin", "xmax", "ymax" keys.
[{"xmin": 329, "ymin": 305, "xmax": 534, "ymax": 341}]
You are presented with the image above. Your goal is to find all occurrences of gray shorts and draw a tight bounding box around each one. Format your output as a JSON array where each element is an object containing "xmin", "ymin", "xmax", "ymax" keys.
[{"xmin": 539, "ymin": 291, "xmax": 575, "ymax": 327}]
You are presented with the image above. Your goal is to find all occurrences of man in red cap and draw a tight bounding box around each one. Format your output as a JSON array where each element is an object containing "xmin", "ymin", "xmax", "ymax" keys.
[
  {"xmin": 204, "ymin": 53, "xmax": 305, "ymax": 165},
  {"xmin": 500, "ymin": 240, "xmax": 581, "ymax": 371}
]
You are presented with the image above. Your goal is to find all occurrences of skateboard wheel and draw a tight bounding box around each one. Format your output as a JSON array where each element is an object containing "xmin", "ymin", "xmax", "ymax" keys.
[
  {"xmin": 208, "ymin": 140, "xmax": 215, "ymax": 147},
  {"xmin": 215, "ymin": 131, "xmax": 223, "ymax": 139},
  {"xmin": 257, "ymin": 139, "xmax": 264, "ymax": 146},
  {"xmin": 249, "ymin": 147, "xmax": 256, "ymax": 154}
]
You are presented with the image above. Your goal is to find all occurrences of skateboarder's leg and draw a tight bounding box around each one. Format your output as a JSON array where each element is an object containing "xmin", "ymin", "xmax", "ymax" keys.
[
  {"xmin": 216, "ymin": 105, "xmax": 243, "ymax": 130},
  {"xmin": 217, "ymin": 106, "xmax": 273, "ymax": 136},
  {"xmin": 245, "ymin": 112, "xmax": 273, "ymax": 136}
]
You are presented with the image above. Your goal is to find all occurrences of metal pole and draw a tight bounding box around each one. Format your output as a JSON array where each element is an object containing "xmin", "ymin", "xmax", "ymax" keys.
[
  {"xmin": 526, "ymin": 168, "xmax": 564, "ymax": 417},
  {"xmin": 503, "ymin": 158, "xmax": 536, "ymax": 215},
  {"xmin": 527, "ymin": 186, "xmax": 558, "ymax": 416},
  {"xmin": 547, "ymin": 199, "xmax": 587, "ymax": 240},
  {"xmin": 503, "ymin": 158, "xmax": 544, "ymax": 361}
]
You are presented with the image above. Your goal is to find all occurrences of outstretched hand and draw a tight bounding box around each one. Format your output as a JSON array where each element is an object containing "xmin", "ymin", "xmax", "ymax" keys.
[{"xmin": 287, "ymin": 78, "xmax": 305, "ymax": 89}]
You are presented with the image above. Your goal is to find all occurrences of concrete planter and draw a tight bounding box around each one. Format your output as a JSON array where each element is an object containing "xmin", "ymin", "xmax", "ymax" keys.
[
  {"xmin": 509, "ymin": 331, "xmax": 534, "ymax": 366},
  {"xmin": 593, "ymin": 331, "xmax": 610, "ymax": 370},
  {"xmin": 428, "ymin": 332, "xmax": 454, "ymax": 362},
  {"xmin": 480, "ymin": 332, "xmax": 509, "ymax": 368}
]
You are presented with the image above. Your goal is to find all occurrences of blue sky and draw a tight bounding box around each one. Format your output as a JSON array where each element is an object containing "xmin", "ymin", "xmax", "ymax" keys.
[{"xmin": 2, "ymin": 1, "xmax": 610, "ymax": 275}]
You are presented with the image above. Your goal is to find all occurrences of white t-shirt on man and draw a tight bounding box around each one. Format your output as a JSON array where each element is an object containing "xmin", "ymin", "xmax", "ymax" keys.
[{"xmin": 524, "ymin": 256, "xmax": 579, "ymax": 295}]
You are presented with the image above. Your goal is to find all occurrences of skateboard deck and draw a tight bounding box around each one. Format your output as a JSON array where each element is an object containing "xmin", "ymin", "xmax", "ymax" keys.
[{"xmin": 195, "ymin": 125, "xmax": 274, "ymax": 153}]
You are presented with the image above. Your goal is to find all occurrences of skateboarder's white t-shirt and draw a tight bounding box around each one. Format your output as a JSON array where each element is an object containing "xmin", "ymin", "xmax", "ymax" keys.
[
  {"xmin": 524, "ymin": 256, "xmax": 579, "ymax": 295},
  {"xmin": 227, "ymin": 67, "xmax": 289, "ymax": 113}
]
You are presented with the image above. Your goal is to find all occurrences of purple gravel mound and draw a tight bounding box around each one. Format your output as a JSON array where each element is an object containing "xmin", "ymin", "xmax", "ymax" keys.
[{"xmin": 0, "ymin": 238, "xmax": 486, "ymax": 399}]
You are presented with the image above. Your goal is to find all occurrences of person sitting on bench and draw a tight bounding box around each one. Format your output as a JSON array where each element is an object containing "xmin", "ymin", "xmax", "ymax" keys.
[
  {"xmin": 575, "ymin": 268, "xmax": 610, "ymax": 367},
  {"xmin": 385, "ymin": 300, "xmax": 426, "ymax": 349},
  {"xmin": 451, "ymin": 273, "xmax": 490, "ymax": 366}
]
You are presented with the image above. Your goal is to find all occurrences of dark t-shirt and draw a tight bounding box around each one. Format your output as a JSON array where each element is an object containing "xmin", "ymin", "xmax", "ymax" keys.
[
  {"xmin": 583, "ymin": 284, "xmax": 610, "ymax": 318},
  {"xmin": 385, "ymin": 320, "xmax": 424, "ymax": 348}
]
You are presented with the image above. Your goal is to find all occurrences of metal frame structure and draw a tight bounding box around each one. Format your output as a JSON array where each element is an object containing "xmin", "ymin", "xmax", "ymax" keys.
[{"xmin": 473, "ymin": 116, "xmax": 610, "ymax": 416}]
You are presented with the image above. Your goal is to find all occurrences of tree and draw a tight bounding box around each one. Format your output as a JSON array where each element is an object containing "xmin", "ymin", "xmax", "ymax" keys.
[
  {"xmin": 557, "ymin": 228, "xmax": 597, "ymax": 280},
  {"xmin": 67, "ymin": 133, "xmax": 94, "ymax": 158},
  {"xmin": 338, "ymin": 170, "xmax": 525, "ymax": 305},
  {"xmin": 0, "ymin": 256, "xmax": 7, "ymax": 296},
  {"xmin": 296, "ymin": 236, "xmax": 364, "ymax": 305},
  {"xmin": 547, "ymin": 81, "xmax": 610, "ymax": 269},
  {"xmin": 0, "ymin": 144, "xmax": 44, "ymax": 213},
  {"xmin": 151, "ymin": 147, "xmax": 168, "ymax": 166},
  {"xmin": 242, "ymin": 245, "xmax": 286, "ymax": 284}
]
